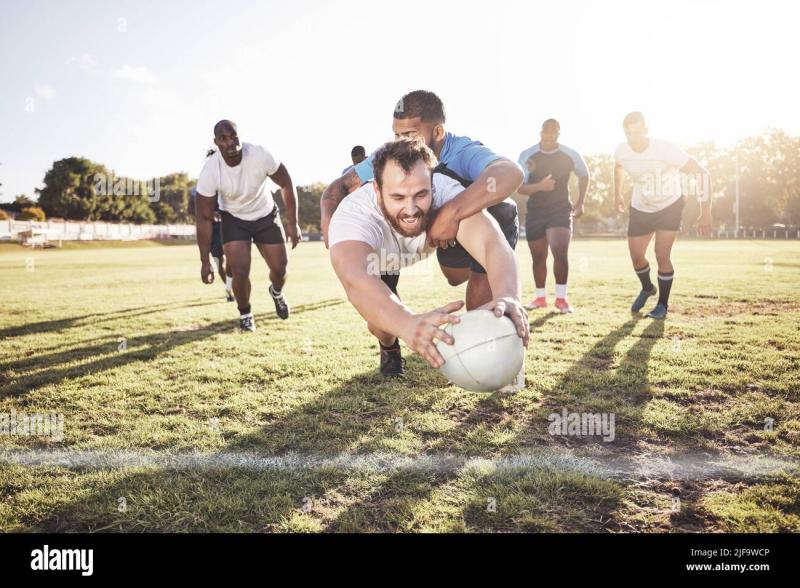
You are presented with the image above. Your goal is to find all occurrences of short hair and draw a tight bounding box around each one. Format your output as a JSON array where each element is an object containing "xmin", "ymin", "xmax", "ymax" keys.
[
  {"xmin": 393, "ymin": 90, "xmax": 445, "ymax": 124},
  {"xmin": 351, "ymin": 145, "xmax": 366, "ymax": 158},
  {"xmin": 623, "ymin": 112, "xmax": 646, "ymax": 128},
  {"xmin": 372, "ymin": 138, "xmax": 437, "ymax": 192},
  {"xmin": 213, "ymin": 119, "xmax": 237, "ymax": 137},
  {"xmin": 542, "ymin": 118, "xmax": 560, "ymax": 130}
]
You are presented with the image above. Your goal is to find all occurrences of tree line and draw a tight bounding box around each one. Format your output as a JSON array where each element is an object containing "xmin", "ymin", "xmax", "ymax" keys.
[{"xmin": 2, "ymin": 129, "xmax": 797, "ymax": 230}]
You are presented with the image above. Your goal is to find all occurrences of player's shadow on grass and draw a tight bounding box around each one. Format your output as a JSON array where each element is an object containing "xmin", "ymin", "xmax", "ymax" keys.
[
  {"xmin": 521, "ymin": 317, "xmax": 668, "ymax": 448},
  {"xmin": 0, "ymin": 319, "xmax": 237, "ymax": 398},
  {"xmin": 0, "ymin": 299, "xmax": 220, "ymax": 340}
]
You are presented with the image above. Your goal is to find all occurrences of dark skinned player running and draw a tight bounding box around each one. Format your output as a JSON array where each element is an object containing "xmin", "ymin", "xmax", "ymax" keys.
[{"xmin": 195, "ymin": 120, "xmax": 302, "ymax": 331}]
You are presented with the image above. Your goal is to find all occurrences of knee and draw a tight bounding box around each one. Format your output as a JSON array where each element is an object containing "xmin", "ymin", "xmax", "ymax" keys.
[
  {"xmin": 272, "ymin": 263, "xmax": 287, "ymax": 278},
  {"xmin": 230, "ymin": 263, "xmax": 250, "ymax": 279},
  {"xmin": 447, "ymin": 274, "xmax": 467, "ymax": 287},
  {"xmin": 551, "ymin": 249, "xmax": 569, "ymax": 265}
]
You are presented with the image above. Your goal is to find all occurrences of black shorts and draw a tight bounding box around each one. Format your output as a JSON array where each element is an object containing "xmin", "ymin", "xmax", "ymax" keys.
[
  {"xmin": 220, "ymin": 207, "xmax": 285, "ymax": 245},
  {"xmin": 525, "ymin": 204, "xmax": 572, "ymax": 242},
  {"xmin": 380, "ymin": 273, "xmax": 399, "ymax": 295},
  {"xmin": 628, "ymin": 196, "xmax": 685, "ymax": 237},
  {"xmin": 436, "ymin": 200, "xmax": 519, "ymax": 274},
  {"xmin": 210, "ymin": 221, "xmax": 224, "ymax": 259}
]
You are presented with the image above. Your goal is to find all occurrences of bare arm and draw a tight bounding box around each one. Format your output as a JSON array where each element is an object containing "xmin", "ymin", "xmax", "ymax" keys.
[
  {"xmin": 517, "ymin": 175, "xmax": 552, "ymax": 196},
  {"xmin": 613, "ymin": 162, "xmax": 626, "ymax": 213},
  {"xmin": 428, "ymin": 158, "xmax": 523, "ymax": 247},
  {"xmin": 455, "ymin": 211, "xmax": 529, "ymax": 346},
  {"xmin": 320, "ymin": 169, "xmax": 363, "ymax": 248},
  {"xmin": 270, "ymin": 163, "xmax": 301, "ymax": 248},
  {"xmin": 681, "ymin": 157, "xmax": 713, "ymax": 235},
  {"xmin": 330, "ymin": 240, "xmax": 464, "ymax": 367},
  {"xmin": 195, "ymin": 194, "xmax": 216, "ymax": 284}
]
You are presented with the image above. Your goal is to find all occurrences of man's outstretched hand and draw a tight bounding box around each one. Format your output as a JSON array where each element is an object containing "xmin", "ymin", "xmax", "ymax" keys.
[
  {"xmin": 399, "ymin": 300, "xmax": 464, "ymax": 368},
  {"xmin": 478, "ymin": 296, "xmax": 530, "ymax": 347}
]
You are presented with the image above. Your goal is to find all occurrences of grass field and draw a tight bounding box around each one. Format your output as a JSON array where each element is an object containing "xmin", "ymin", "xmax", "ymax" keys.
[{"xmin": 1, "ymin": 238, "xmax": 799, "ymax": 533}]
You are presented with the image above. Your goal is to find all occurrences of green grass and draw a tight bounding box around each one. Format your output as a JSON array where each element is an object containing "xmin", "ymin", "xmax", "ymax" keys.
[{"xmin": 0, "ymin": 239, "xmax": 798, "ymax": 532}]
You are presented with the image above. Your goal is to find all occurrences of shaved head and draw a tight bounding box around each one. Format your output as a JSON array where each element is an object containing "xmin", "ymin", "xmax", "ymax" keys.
[
  {"xmin": 214, "ymin": 119, "xmax": 237, "ymax": 137},
  {"xmin": 212, "ymin": 119, "xmax": 242, "ymax": 162}
]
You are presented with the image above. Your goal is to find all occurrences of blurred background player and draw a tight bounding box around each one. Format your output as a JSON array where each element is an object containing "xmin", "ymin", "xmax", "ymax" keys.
[
  {"xmin": 341, "ymin": 145, "xmax": 368, "ymax": 175},
  {"xmin": 518, "ymin": 119, "xmax": 590, "ymax": 313},
  {"xmin": 196, "ymin": 120, "xmax": 301, "ymax": 331},
  {"xmin": 614, "ymin": 112, "xmax": 712, "ymax": 319}
]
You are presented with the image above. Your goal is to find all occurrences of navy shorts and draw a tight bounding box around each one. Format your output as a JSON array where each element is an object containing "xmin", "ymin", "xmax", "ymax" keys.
[
  {"xmin": 525, "ymin": 205, "xmax": 572, "ymax": 241},
  {"xmin": 628, "ymin": 196, "xmax": 685, "ymax": 237},
  {"xmin": 436, "ymin": 200, "xmax": 519, "ymax": 274}
]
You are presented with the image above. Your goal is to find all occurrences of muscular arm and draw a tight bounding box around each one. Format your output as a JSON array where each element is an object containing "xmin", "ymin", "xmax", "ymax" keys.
[
  {"xmin": 330, "ymin": 241, "xmax": 415, "ymax": 336},
  {"xmin": 330, "ymin": 240, "xmax": 462, "ymax": 367},
  {"xmin": 320, "ymin": 169, "xmax": 363, "ymax": 248},
  {"xmin": 576, "ymin": 174, "xmax": 590, "ymax": 206},
  {"xmin": 613, "ymin": 162, "xmax": 626, "ymax": 212},
  {"xmin": 270, "ymin": 163, "xmax": 301, "ymax": 247},
  {"xmin": 681, "ymin": 157, "xmax": 713, "ymax": 234},
  {"xmin": 455, "ymin": 211, "xmax": 529, "ymax": 344},
  {"xmin": 428, "ymin": 157, "xmax": 523, "ymax": 247},
  {"xmin": 196, "ymin": 195, "xmax": 216, "ymax": 262}
]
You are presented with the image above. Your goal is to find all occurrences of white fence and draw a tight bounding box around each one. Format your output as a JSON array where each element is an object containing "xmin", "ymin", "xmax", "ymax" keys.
[{"xmin": 0, "ymin": 220, "xmax": 196, "ymax": 242}]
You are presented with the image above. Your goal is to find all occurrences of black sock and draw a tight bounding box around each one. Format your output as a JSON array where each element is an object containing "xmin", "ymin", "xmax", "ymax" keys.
[
  {"xmin": 657, "ymin": 271, "xmax": 674, "ymax": 307},
  {"xmin": 380, "ymin": 338, "xmax": 400, "ymax": 351},
  {"xmin": 635, "ymin": 263, "xmax": 655, "ymax": 292},
  {"xmin": 238, "ymin": 304, "xmax": 251, "ymax": 316}
]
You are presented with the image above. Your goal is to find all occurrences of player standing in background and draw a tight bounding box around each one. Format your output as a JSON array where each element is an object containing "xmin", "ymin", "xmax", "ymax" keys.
[
  {"xmin": 518, "ymin": 119, "xmax": 590, "ymax": 313},
  {"xmin": 614, "ymin": 112, "xmax": 712, "ymax": 319}
]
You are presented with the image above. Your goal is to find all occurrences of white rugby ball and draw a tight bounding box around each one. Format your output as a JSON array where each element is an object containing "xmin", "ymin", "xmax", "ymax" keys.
[{"xmin": 434, "ymin": 309, "xmax": 525, "ymax": 392}]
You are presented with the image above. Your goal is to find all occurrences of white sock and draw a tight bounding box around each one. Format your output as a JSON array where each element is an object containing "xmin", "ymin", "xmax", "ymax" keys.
[
  {"xmin": 225, "ymin": 276, "xmax": 232, "ymax": 290},
  {"xmin": 555, "ymin": 284, "xmax": 567, "ymax": 299},
  {"xmin": 270, "ymin": 284, "xmax": 282, "ymax": 297},
  {"xmin": 240, "ymin": 311, "xmax": 253, "ymax": 319},
  {"xmin": 535, "ymin": 288, "xmax": 547, "ymax": 299}
]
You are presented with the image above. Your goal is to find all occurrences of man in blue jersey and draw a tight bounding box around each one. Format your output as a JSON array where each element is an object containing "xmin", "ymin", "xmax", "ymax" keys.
[
  {"xmin": 321, "ymin": 90, "xmax": 524, "ymax": 311},
  {"xmin": 518, "ymin": 119, "xmax": 590, "ymax": 313},
  {"xmin": 342, "ymin": 145, "xmax": 367, "ymax": 175}
]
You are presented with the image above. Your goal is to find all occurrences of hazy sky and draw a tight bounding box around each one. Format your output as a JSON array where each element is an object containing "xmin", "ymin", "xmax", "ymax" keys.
[{"xmin": 1, "ymin": 0, "xmax": 798, "ymax": 202}]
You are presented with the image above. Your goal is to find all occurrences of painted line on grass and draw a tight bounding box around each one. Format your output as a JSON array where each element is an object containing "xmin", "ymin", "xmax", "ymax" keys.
[{"xmin": 1, "ymin": 448, "xmax": 798, "ymax": 481}]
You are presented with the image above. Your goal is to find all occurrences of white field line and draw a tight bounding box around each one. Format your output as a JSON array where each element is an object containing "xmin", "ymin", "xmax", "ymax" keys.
[{"xmin": 0, "ymin": 448, "xmax": 798, "ymax": 481}]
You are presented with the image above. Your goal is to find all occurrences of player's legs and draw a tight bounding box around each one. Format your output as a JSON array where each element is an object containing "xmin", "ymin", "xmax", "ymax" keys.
[
  {"xmin": 374, "ymin": 273, "xmax": 404, "ymax": 377},
  {"xmin": 255, "ymin": 241, "xmax": 290, "ymax": 320},
  {"xmin": 254, "ymin": 242, "xmax": 288, "ymax": 292},
  {"xmin": 649, "ymin": 229, "xmax": 678, "ymax": 318},
  {"xmin": 547, "ymin": 226, "xmax": 572, "ymax": 312},
  {"xmin": 224, "ymin": 240, "xmax": 253, "ymax": 318},
  {"xmin": 465, "ymin": 272, "xmax": 493, "ymax": 310},
  {"xmin": 440, "ymin": 265, "xmax": 470, "ymax": 287},
  {"xmin": 528, "ymin": 237, "xmax": 549, "ymax": 289},
  {"xmin": 628, "ymin": 232, "xmax": 657, "ymax": 312}
]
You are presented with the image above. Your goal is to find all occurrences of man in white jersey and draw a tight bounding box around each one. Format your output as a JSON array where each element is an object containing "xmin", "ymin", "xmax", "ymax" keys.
[
  {"xmin": 614, "ymin": 112, "xmax": 712, "ymax": 319},
  {"xmin": 329, "ymin": 138, "xmax": 529, "ymax": 379},
  {"xmin": 196, "ymin": 120, "xmax": 302, "ymax": 331}
]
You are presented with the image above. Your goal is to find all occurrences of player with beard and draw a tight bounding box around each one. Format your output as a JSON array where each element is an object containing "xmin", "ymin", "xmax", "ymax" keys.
[
  {"xmin": 328, "ymin": 138, "xmax": 529, "ymax": 379},
  {"xmin": 321, "ymin": 90, "xmax": 523, "ymax": 313}
]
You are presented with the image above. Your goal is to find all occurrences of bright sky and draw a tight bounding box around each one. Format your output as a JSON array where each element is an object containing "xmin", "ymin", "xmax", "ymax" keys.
[{"xmin": 1, "ymin": 0, "xmax": 798, "ymax": 202}]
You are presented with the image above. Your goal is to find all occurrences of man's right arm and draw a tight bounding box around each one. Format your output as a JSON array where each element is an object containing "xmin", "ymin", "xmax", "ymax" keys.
[
  {"xmin": 320, "ymin": 169, "xmax": 363, "ymax": 248},
  {"xmin": 195, "ymin": 194, "xmax": 216, "ymax": 283},
  {"xmin": 613, "ymin": 162, "xmax": 626, "ymax": 213},
  {"xmin": 330, "ymin": 240, "xmax": 463, "ymax": 367}
]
